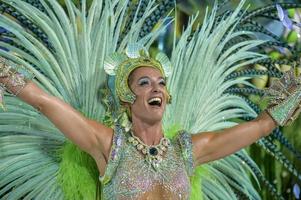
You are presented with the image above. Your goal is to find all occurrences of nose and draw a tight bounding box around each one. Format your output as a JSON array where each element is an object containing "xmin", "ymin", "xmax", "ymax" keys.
[{"xmin": 151, "ymin": 83, "xmax": 161, "ymax": 93}]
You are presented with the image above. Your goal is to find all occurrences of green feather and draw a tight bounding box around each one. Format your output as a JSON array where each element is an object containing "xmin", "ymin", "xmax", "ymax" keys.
[{"xmin": 57, "ymin": 142, "xmax": 98, "ymax": 200}]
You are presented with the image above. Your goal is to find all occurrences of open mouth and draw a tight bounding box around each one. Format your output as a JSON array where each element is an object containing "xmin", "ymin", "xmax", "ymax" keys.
[{"xmin": 148, "ymin": 97, "xmax": 162, "ymax": 107}]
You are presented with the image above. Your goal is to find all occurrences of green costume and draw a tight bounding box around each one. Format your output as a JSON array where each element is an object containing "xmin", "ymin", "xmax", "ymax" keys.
[{"xmin": 0, "ymin": 0, "xmax": 300, "ymax": 200}]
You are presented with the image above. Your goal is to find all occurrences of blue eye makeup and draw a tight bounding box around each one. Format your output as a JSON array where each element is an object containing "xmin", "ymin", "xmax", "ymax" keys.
[
  {"xmin": 138, "ymin": 77, "xmax": 150, "ymax": 86},
  {"xmin": 159, "ymin": 79, "xmax": 166, "ymax": 86},
  {"xmin": 137, "ymin": 76, "xmax": 166, "ymax": 87}
]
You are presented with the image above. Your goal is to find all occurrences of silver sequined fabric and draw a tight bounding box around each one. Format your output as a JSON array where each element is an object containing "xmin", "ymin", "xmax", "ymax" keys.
[{"xmin": 100, "ymin": 128, "xmax": 193, "ymax": 200}]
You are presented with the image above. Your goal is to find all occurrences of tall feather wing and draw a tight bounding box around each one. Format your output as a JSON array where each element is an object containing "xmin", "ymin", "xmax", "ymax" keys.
[
  {"xmin": 164, "ymin": 1, "xmax": 266, "ymax": 199},
  {"xmin": 0, "ymin": 0, "xmax": 168, "ymax": 199}
]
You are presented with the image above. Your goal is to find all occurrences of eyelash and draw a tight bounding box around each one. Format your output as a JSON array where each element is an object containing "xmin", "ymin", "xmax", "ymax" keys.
[
  {"xmin": 159, "ymin": 80, "xmax": 166, "ymax": 86},
  {"xmin": 139, "ymin": 80, "xmax": 150, "ymax": 86},
  {"xmin": 138, "ymin": 79, "xmax": 166, "ymax": 86}
]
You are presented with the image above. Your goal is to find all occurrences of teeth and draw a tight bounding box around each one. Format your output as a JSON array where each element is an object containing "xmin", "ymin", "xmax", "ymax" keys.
[{"xmin": 148, "ymin": 97, "xmax": 162, "ymax": 104}]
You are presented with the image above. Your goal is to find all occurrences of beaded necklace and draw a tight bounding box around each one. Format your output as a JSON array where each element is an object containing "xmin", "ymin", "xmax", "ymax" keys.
[{"xmin": 128, "ymin": 132, "xmax": 170, "ymax": 170}]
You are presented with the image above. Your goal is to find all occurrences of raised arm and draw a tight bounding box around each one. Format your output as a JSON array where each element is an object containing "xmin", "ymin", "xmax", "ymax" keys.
[
  {"xmin": 192, "ymin": 112, "xmax": 276, "ymax": 165},
  {"xmin": 0, "ymin": 60, "xmax": 113, "ymax": 162},
  {"xmin": 192, "ymin": 69, "xmax": 301, "ymax": 166},
  {"xmin": 17, "ymin": 81, "xmax": 113, "ymax": 159}
]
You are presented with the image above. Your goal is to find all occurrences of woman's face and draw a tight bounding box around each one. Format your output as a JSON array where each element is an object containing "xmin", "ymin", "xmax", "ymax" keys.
[{"xmin": 129, "ymin": 66, "xmax": 168, "ymax": 124}]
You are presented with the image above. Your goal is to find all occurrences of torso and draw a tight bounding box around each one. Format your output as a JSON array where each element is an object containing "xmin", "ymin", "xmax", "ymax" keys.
[{"xmin": 99, "ymin": 127, "xmax": 194, "ymax": 200}]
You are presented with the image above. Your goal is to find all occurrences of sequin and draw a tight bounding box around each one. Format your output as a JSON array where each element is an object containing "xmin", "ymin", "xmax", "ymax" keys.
[
  {"xmin": 99, "ymin": 127, "xmax": 194, "ymax": 200},
  {"xmin": 265, "ymin": 68, "xmax": 301, "ymax": 126}
]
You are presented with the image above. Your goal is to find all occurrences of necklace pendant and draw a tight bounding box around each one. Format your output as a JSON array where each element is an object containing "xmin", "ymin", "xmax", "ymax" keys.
[
  {"xmin": 149, "ymin": 147, "xmax": 158, "ymax": 156},
  {"xmin": 128, "ymin": 132, "xmax": 171, "ymax": 170}
]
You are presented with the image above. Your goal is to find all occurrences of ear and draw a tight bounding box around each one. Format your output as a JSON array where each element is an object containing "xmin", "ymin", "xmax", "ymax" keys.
[
  {"xmin": 166, "ymin": 90, "xmax": 172, "ymax": 104},
  {"xmin": 167, "ymin": 93, "xmax": 172, "ymax": 104}
]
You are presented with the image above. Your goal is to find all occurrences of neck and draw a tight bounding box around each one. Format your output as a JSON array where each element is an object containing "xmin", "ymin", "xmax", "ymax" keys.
[{"xmin": 131, "ymin": 118, "xmax": 163, "ymax": 146}]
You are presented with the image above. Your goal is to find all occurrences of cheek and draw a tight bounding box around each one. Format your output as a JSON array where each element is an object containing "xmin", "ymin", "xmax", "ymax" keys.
[
  {"xmin": 133, "ymin": 88, "xmax": 148, "ymax": 100},
  {"xmin": 133, "ymin": 91, "xmax": 142, "ymax": 102},
  {"xmin": 132, "ymin": 91, "xmax": 146, "ymax": 107}
]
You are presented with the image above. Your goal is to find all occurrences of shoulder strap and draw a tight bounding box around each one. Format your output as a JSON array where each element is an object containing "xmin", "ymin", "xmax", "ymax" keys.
[
  {"xmin": 177, "ymin": 130, "xmax": 195, "ymax": 176},
  {"xmin": 99, "ymin": 124, "xmax": 125, "ymax": 185}
]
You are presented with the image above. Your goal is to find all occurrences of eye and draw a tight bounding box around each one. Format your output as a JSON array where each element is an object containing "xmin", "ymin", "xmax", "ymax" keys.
[
  {"xmin": 159, "ymin": 79, "xmax": 166, "ymax": 86},
  {"xmin": 138, "ymin": 78, "xmax": 150, "ymax": 86}
]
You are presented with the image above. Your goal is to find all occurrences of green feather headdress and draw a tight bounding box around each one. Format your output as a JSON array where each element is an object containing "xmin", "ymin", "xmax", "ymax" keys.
[{"xmin": 104, "ymin": 43, "xmax": 172, "ymax": 104}]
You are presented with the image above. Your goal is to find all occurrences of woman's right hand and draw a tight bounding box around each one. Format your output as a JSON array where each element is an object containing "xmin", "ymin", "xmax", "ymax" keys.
[{"xmin": 0, "ymin": 57, "xmax": 27, "ymax": 110}]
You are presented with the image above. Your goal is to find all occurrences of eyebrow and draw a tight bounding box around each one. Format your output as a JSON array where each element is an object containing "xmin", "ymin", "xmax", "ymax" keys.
[
  {"xmin": 138, "ymin": 76, "xmax": 165, "ymax": 81},
  {"xmin": 138, "ymin": 76, "xmax": 150, "ymax": 80}
]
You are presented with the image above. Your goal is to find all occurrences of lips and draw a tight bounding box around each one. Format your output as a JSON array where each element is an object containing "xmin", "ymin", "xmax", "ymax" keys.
[{"xmin": 147, "ymin": 97, "xmax": 162, "ymax": 107}]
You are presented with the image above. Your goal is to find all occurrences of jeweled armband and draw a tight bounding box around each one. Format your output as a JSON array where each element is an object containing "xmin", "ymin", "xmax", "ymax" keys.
[
  {"xmin": 264, "ymin": 68, "xmax": 301, "ymax": 126},
  {"xmin": 0, "ymin": 57, "xmax": 28, "ymax": 110}
]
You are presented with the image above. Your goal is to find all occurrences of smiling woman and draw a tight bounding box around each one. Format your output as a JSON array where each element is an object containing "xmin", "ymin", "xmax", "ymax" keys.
[
  {"xmin": 0, "ymin": 43, "xmax": 287, "ymax": 199},
  {"xmin": 1, "ymin": 0, "xmax": 301, "ymax": 200},
  {"xmin": 129, "ymin": 67, "xmax": 168, "ymax": 126},
  {"xmin": 98, "ymin": 49, "xmax": 194, "ymax": 199}
]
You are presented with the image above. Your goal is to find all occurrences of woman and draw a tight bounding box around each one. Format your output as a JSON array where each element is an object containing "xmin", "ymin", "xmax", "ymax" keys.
[
  {"xmin": 0, "ymin": 0, "xmax": 300, "ymax": 199},
  {"xmin": 1, "ymin": 48, "xmax": 296, "ymax": 199}
]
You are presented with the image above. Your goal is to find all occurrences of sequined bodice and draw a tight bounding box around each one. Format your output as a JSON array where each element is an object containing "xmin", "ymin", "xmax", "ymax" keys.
[{"xmin": 99, "ymin": 127, "xmax": 194, "ymax": 200}]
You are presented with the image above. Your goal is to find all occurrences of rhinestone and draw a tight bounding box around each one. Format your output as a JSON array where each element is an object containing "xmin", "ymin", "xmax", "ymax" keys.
[
  {"xmin": 156, "ymin": 156, "xmax": 162, "ymax": 162},
  {"xmin": 137, "ymin": 144, "xmax": 144, "ymax": 150},
  {"xmin": 128, "ymin": 137, "xmax": 134, "ymax": 143},
  {"xmin": 163, "ymin": 139, "xmax": 170, "ymax": 146},
  {"xmin": 149, "ymin": 147, "xmax": 158, "ymax": 156},
  {"xmin": 116, "ymin": 138, "xmax": 122, "ymax": 146},
  {"xmin": 111, "ymin": 150, "xmax": 117, "ymax": 160},
  {"xmin": 142, "ymin": 149, "xmax": 147, "ymax": 155},
  {"xmin": 161, "ymin": 146, "xmax": 166, "ymax": 151}
]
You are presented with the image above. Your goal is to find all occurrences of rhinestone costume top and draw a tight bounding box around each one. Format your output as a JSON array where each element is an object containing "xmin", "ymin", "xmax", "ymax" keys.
[{"xmin": 99, "ymin": 125, "xmax": 194, "ymax": 200}]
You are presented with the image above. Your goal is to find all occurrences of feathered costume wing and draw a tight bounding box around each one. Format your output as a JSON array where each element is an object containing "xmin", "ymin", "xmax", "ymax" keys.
[
  {"xmin": 0, "ymin": 0, "xmax": 300, "ymax": 199},
  {"xmin": 0, "ymin": 0, "xmax": 166, "ymax": 199},
  {"xmin": 164, "ymin": 3, "xmax": 264, "ymax": 199}
]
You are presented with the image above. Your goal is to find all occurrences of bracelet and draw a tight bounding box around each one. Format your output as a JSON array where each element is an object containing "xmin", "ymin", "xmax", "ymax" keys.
[
  {"xmin": 264, "ymin": 68, "xmax": 301, "ymax": 126},
  {"xmin": 0, "ymin": 57, "xmax": 29, "ymax": 110}
]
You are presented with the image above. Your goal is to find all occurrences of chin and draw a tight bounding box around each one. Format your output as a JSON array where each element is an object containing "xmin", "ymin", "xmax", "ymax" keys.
[
  {"xmin": 148, "ymin": 112, "xmax": 164, "ymax": 122},
  {"xmin": 145, "ymin": 117, "xmax": 163, "ymax": 125},
  {"xmin": 131, "ymin": 103, "xmax": 165, "ymax": 123},
  {"xmin": 140, "ymin": 110, "xmax": 163, "ymax": 123}
]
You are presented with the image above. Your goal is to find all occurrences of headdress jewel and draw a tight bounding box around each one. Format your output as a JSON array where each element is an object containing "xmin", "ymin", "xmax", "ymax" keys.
[{"xmin": 104, "ymin": 44, "xmax": 172, "ymax": 104}]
